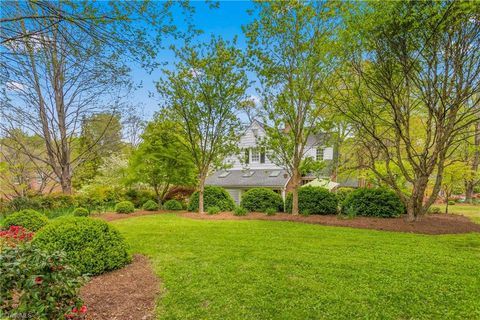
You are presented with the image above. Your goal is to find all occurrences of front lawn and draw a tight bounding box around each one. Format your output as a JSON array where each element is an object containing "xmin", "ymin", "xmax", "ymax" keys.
[
  {"xmin": 113, "ymin": 214, "xmax": 480, "ymax": 320},
  {"xmin": 432, "ymin": 204, "xmax": 480, "ymax": 223}
]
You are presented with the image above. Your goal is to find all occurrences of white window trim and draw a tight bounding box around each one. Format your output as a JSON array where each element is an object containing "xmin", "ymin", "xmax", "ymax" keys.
[{"xmin": 251, "ymin": 148, "xmax": 260, "ymax": 163}]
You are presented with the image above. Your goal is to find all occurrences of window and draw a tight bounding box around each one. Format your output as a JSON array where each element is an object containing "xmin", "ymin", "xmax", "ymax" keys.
[
  {"xmin": 251, "ymin": 148, "xmax": 260, "ymax": 163},
  {"xmin": 252, "ymin": 129, "xmax": 258, "ymax": 136},
  {"xmin": 219, "ymin": 171, "xmax": 231, "ymax": 178},
  {"xmin": 269, "ymin": 171, "xmax": 280, "ymax": 177},
  {"xmin": 260, "ymin": 149, "xmax": 266, "ymax": 164},
  {"xmin": 316, "ymin": 147, "xmax": 324, "ymax": 161}
]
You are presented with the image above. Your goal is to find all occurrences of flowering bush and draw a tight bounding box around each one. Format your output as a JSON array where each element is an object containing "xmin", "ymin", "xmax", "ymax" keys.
[
  {"xmin": 0, "ymin": 225, "xmax": 34, "ymax": 248},
  {"xmin": 0, "ymin": 240, "xmax": 87, "ymax": 319}
]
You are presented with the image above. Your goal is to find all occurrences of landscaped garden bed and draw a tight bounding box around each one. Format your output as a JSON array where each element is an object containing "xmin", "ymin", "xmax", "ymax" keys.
[
  {"xmin": 181, "ymin": 211, "xmax": 480, "ymax": 235},
  {"xmin": 80, "ymin": 254, "xmax": 159, "ymax": 320}
]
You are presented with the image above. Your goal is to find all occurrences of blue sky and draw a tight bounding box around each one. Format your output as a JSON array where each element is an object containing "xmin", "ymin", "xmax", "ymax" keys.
[{"xmin": 130, "ymin": 1, "xmax": 256, "ymax": 120}]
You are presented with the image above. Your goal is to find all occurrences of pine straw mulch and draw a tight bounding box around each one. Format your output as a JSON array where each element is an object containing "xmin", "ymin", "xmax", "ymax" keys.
[
  {"xmin": 93, "ymin": 210, "xmax": 177, "ymax": 222},
  {"xmin": 80, "ymin": 255, "xmax": 160, "ymax": 320},
  {"xmin": 180, "ymin": 211, "xmax": 480, "ymax": 235}
]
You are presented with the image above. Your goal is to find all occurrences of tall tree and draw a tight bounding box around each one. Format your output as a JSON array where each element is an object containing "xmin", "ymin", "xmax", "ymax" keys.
[
  {"xmin": 244, "ymin": 1, "xmax": 343, "ymax": 214},
  {"xmin": 331, "ymin": 1, "xmax": 480, "ymax": 220},
  {"xmin": 0, "ymin": 1, "xmax": 182, "ymax": 194},
  {"xmin": 157, "ymin": 37, "xmax": 248, "ymax": 213},
  {"xmin": 127, "ymin": 116, "xmax": 196, "ymax": 205}
]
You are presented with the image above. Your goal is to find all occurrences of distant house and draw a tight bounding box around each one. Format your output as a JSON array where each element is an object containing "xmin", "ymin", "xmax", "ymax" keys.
[{"xmin": 205, "ymin": 120, "xmax": 338, "ymax": 204}]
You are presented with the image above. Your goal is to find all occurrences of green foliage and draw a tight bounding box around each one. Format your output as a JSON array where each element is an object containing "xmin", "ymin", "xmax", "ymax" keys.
[
  {"xmin": 428, "ymin": 207, "xmax": 441, "ymax": 214},
  {"xmin": 240, "ymin": 188, "xmax": 284, "ymax": 212},
  {"xmin": 124, "ymin": 189, "xmax": 156, "ymax": 208},
  {"xmin": 207, "ymin": 206, "xmax": 221, "ymax": 215},
  {"xmin": 142, "ymin": 200, "xmax": 159, "ymax": 211},
  {"xmin": 164, "ymin": 199, "xmax": 183, "ymax": 211},
  {"xmin": 265, "ymin": 208, "xmax": 276, "ymax": 216},
  {"xmin": 188, "ymin": 186, "xmax": 235, "ymax": 212},
  {"xmin": 336, "ymin": 187, "xmax": 355, "ymax": 205},
  {"xmin": 285, "ymin": 187, "xmax": 338, "ymax": 215},
  {"xmin": 0, "ymin": 242, "xmax": 86, "ymax": 319},
  {"xmin": 342, "ymin": 188, "xmax": 405, "ymax": 218},
  {"xmin": 7, "ymin": 196, "xmax": 42, "ymax": 212},
  {"xmin": 126, "ymin": 117, "xmax": 197, "ymax": 203},
  {"xmin": 33, "ymin": 217, "xmax": 130, "ymax": 275},
  {"xmin": 448, "ymin": 200, "xmax": 456, "ymax": 205},
  {"xmin": 2, "ymin": 209, "xmax": 49, "ymax": 232},
  {"xmin": 233, "ymin": 206, "xmax": 248, "ymax": 216},
  {"xmin": 115, "ymin": 201, "xmax": 135, "ymax": 214},
  {"xmin": 72, "ymin": 207, "xmax": 89, "ymax": 217}
]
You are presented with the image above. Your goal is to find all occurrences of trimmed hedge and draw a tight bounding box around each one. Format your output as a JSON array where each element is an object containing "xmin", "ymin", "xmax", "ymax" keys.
[
  {"xmin": 336, "ymin": 187, "xmax": 355, "ymax": 204},
  {"xmin": 142, "ymin": 200, "xmax": 158, "ymax": 211},
  {"xmin": 240, "ymin": 188, "xmax": 284, "ymax": 212},
  {"xmin": 2, "ymin": 209, "xmax": 49, "ymax": 231},
  {"xmin": 285, "ymin": 187, "xmax": 338, "ymax": 215},
  {"xmin": 33, "ymin": 217, "xmax": 130, "ymax": 275},
  {"xmin": 72, "ymin": 207, "xmax": 89, "ymax": 217},
  {"xmin": 342, "ymin": 188, "xmax": 405, "ymax": 218},
  {"xmin": 164, "ymin": 199, "xmax": 183, "ymax": 211},
  {"xmin": 188, "ymin": 186, "xmax": 235, "ymax": 212},
  {"xmin": 115, "ymin": 201, "xmax": 135, "ymax": 214}
]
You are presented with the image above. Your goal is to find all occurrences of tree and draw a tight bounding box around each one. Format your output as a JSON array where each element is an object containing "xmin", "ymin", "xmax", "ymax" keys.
[
  {"xmin": 157, "ymin": 37, "xmax": 248, "ymax": 213},
  {"xmin": 127, "ymin": 116, "xmax": 196, "ymax": 205},
  {"xmin": 0, "ymin": 1, "xmax": 182, "ymax": 194},
  {"xmin": 72, "ymin": 113, "xmax": 123, "ymax": 189},
  {"xmin": 244, "ymin": 1, "xmax": 343, "ymax": 214},
  {"xmin": 441, "ymin": 162, "xmax": 473, "ymax": 214},
  {"xmin": 331, "ymin": 1, "xmax": 480, "ymax": 220}
]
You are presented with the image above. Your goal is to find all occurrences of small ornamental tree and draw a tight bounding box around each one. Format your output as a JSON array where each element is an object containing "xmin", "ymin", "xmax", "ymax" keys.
[{"xmin": 158, "ymin": 37, "xmax": 248, "ymax": 213}]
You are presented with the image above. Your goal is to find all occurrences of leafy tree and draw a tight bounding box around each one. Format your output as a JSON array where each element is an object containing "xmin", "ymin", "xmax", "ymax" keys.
[
  {"xmin": 157, "ymin": 37, "xmax": 248, "ymax": 213},
  {"xmin": 244, "ymin": 1, "xmax": 343, "ymax": 214},
  {"xmin": 332, "ymin": 1, "xmax": 480, "ymax": 220},
  {"xmin": 127, "ymin": 116, "xmax": 197, "ymax": 205},
  {"xmin": 441, "ymin": 162, "xmax": 474, "ymax": 214}
]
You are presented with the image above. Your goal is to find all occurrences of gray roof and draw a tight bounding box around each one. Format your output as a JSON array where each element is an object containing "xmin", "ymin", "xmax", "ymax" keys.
[{"xmin": 206, "ymin": 169, "xmax": 290, "ymax": 188}]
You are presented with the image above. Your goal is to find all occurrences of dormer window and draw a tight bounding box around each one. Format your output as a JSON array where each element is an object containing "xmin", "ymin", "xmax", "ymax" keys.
[{"xmin": 251, "ymin": 148, "xmax": 260, "ymax": 162}]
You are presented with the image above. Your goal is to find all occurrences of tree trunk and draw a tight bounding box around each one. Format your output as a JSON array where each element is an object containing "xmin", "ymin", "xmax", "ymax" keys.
[
  {"xmin": 405, "ymin": 176, "xmax": 429, "ymax": 222},
  {"xmin": 465, "ymin": 181, "xmax": 474, "ymax": 204},
  {"xmin": 198, "ymin": 173, "xmax": 206, "ymax": 214},
  {"xmin": 60, "ymin": 164, "xmax": 72, "ymax": 194},
  {"xmin": 291, "ymin": 168, "xmax": 300, "ymax": 215}
]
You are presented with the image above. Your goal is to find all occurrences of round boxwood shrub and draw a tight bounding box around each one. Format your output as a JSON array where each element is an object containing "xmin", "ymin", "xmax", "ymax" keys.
[
  {"xmin": 72, "ymin": 207, "xmax": 89, "ymax": 217},
  {"xmin": 142, "ymin": 200, "xmax": 158, "ymax": 211},
  {"xmin": 2, "ymin": 209, "xmax": 49, "ymax": 231},
  {"xmin": 285, "ymin": 187, "xmax": 338, "ymax": 215},
  {"xmin": 33, "ymin": 217, "xmax": 130, "ymax": 275},
  {"xmin": 115, "ymin": 201, "xmax": 135, "ymax": 214},
  {"xmin": 342, "ymin": 188, "xmax": 405, "ymax": 218},
  {"xmin": 240, "ymin": 188, "xmax": 284, "ymax": 212},
  {"xmin": 188, "ymin": 186, "xmax": 235, "ymax": 212},
  {"xmin": 163, "ymin": 199, "xmax": 183, "ymax": 211}
]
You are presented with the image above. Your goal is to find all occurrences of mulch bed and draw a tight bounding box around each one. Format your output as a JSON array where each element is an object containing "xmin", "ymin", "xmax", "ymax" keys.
[
  {"xmin": 80, "ymin": 255, "xmax": 159, "ymax": 320},
  {"xmin": 181, "ymin": 212, "xmax": 480, "ymax": 235}
]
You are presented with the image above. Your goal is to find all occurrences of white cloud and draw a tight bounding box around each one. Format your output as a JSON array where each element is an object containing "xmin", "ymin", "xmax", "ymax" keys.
[{"xmin": 6, "ymin": 81, "xmax": 25, "ymax": 91}]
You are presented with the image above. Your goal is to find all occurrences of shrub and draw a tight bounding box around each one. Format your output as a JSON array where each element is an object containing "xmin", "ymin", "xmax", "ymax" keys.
[
  {"xmin": 285, "ymin": 187, "xmax": 338, "ymax": 215},
  {"xmin": 240, "ymin": 188, "xmax": 284, "ymax": 212},
  {"xmin": 2, "ymin": 209, "xmax": 49, "ymax": 232},
  {"xmin": 73, "ymin": 207, "xmax": 89, "ymax": 217},
  {"xmin": 142, "ymin": 200, "xmax": 159, "ymax": 211},
  {"xmin": 233, "ymin": 206, "xmax": 248, "ymax": 216},
  {"xmin": 115, "ymin": 201, "xmax": 135, "ymax": 214},
  {"xmin": 164, "ymin": 199, "xmax": 183, "ymax": 211},
  {"xmin": 188, "ymin": 186, "xmax": 235, "ymax": 212},
  {"xmin": 336, "ymin": 187, "xmax": 355, "ymax": 204},
  {"xmin": 207, "ymin": 206, "xmax": 221, "ymax": 215},
  {"xmin": 342, "ymin": 188, "xmax": 405, "ymax": 218},
  {"xmin": 265, "ymin": 208, "xmax": 276, "ymax": 216},
  {"xmin": 448, "ymin": 200, "xmax": 456, "ymax": 205},
  {"xmin": 124, "ymin": 189, "xmax": 156, "ymax": 208},
  {"xmin": 0, "ymin": 241, "xmax": 86, "ymax": 319},
  {"xmin": 34, "ymin": 217, "xmax": 130, "ymax": 275},
  {"xmin": 7, "ymin": 196, "xmax": 42, "ymax": 212}
]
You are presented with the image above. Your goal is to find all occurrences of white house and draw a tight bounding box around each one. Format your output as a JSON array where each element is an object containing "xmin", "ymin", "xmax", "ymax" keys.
[{"xmin": 205, "ymin": 120, "xmax": 336, "ymax": 204}]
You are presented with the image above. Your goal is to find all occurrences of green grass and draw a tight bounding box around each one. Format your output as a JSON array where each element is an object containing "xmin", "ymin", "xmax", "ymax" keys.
[
  {"xmin": 113, "ymin": 214, "xmax": 480, "ymax": 320},
  {"xmin": 432, "ymin": 204, "xmax": 480, "ymax": 223}
]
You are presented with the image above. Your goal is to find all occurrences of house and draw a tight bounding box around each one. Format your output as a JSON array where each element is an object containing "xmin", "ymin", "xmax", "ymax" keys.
[{"xmin": 205, "ymin": 120, "xmax": 336, "ymax": 204}]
